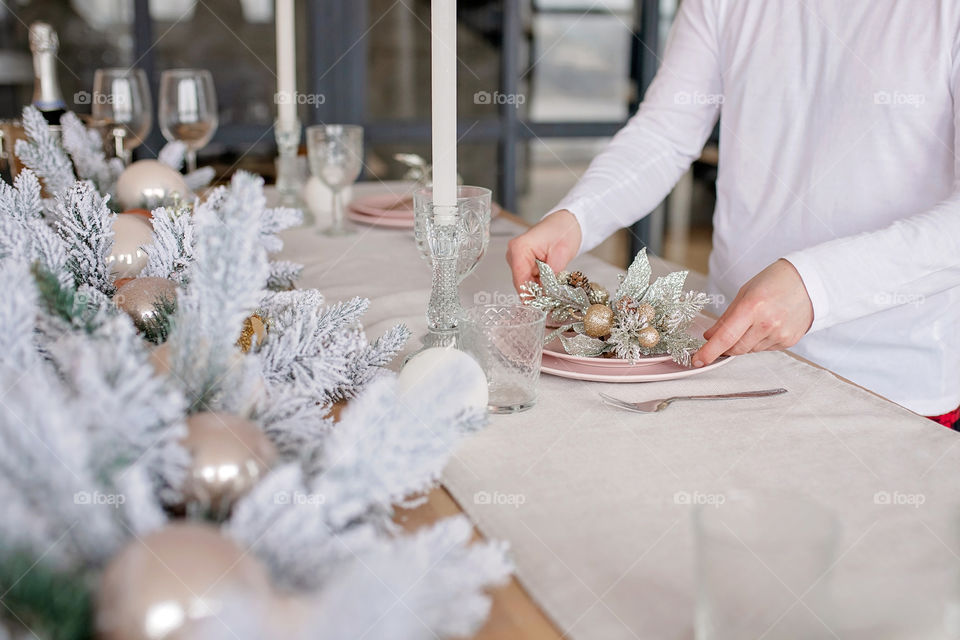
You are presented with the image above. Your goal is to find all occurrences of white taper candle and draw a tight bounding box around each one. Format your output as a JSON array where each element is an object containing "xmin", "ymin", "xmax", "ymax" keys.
[
  {"xmin": 275, "ymin": 0, "xmax": 297, "ymax": 132},
  {"xmin": 431, "ymin": 0, "xmax": 458, "ymax": 223}
]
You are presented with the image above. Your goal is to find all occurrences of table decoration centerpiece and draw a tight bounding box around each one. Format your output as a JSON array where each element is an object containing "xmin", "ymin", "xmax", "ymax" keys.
[
  {"xmin": 0, "ymin": 106, "xmax": 510, "ymax": 639},
  {"xmin": 521, "ymin": 249, "xmax": 710, "ymax": 366}
]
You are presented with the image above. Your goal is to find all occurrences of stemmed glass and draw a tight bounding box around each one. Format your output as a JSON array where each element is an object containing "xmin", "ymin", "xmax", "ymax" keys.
[
  {"xmin": 306, "ymin": 124, "xmax": 363, "ymax": 237},
  {"xmin": 158, "ymin": 69, "xmax": 218, "ymax": 172},
  {"xmin": 414, "ymin": 185, "xmax": 491, "ymax": 283},
  {"xmin": 92, "ymin": 68, "xmax": 152, "ymax": 165}
]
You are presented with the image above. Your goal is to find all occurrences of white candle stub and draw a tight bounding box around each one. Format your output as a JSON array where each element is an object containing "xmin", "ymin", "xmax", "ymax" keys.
[{"xmin": 398, "ymin": 347, "xmax": 488, "ymax": 413}]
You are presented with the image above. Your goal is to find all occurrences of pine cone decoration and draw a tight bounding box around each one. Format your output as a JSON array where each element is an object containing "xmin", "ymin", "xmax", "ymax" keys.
[
  {"xmin": 636, "ymin": 302, "xmax": 656, "ymax": 325},
  {"xmin": 567, "ymin": 271, "xmax": 589, "ymax": 290},
  {"xmin": 616, "ymin": 296, "xmax": 639, "ymax": 315},
  {"xmin": 588, "ymin": 283, "xmax": 610, "ymax": 305}
]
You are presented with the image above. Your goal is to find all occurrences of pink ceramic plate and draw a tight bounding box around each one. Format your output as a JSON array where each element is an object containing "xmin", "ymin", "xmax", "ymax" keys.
[
  {"xmin": 348, "ymin": 192, "xmax": 416, "ymax": 219},
  {"xmin": 540, "ymin": 351, "xmax": 732, "ymax": 383},
  {"xmin": 347, "ymin": 209, "xmax": 415, "ymax": 229},
  {"xmin": 544, "ymin": 313, "xmax": 714, "ymax": 368}
]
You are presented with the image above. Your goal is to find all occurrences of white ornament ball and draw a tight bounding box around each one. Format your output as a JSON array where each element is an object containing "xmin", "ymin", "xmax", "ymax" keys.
[
  {"xmin": 301, "ymin": 175, "xmax": 352, "ymax": 225},
  {"xmin": 398, "ymin": 347, "xmax": 489, "ymax": 413},
  {"xmin": 108, "ymin": 215, "xmax": 154, "ymax": 279},
  {"xmin": 116, "ymin": 159, "xmax": 190, "ymax": 210}
]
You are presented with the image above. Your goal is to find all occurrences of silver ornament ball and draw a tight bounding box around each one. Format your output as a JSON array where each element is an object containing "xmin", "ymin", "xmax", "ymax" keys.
[
  {"xmin": 180, "ymin": 412, "xmax": 278, "ymax": 516},
  {"xmin": 96, "ymin": 523, "xmax": 273, "ymax": 640},
  {"xmin": 107, "ymin": 215, "xmax": 154, "ymax": 279},
  {"xmin": 114, "ymin": 277, "xmax": 177, "ymax": 332}
]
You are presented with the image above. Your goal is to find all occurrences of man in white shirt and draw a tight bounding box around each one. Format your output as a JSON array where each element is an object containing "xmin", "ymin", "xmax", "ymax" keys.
[{"xmin": 507, "ymin": 0, "xmax": 960, "ymax": 423}]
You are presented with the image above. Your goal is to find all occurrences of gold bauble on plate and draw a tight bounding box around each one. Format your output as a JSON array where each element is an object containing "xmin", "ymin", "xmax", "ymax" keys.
[
  {"xmin": 237, "ymin": 314, "xmax": 267, "ymax": 353},
  {"xmin": 636, "ymin": 302, "xmax": 657, "ymax": 325},
  {"xmin": 114, "ymin": 277, "xmax": 177, "ymax": 332},
  {"xmin": 115, "ymin": 159, "xmax": 190, "ymax": 210},
  {"xmin": 96, "ymin": 523, "xmax": 273, "ymax": 640},
  {"xmin": 638, "ymin": 326, "xmax": 661, "ymax": 349},
  {"xmin": 583, "ymin": 303, "xmax": 614, "ymax": 338},
  {"xmin": 180, "ymin": 412, "xmax": 278, "ymax": 515},
  {"xmin": 107, "ymin": 215, "xmax": 154, "ymax": 279}
]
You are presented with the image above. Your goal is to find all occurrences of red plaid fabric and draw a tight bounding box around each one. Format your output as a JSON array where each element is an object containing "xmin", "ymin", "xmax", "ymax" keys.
[{"xmin": 928, "ymin": 407, "xmax": 960, "ymax": 429}]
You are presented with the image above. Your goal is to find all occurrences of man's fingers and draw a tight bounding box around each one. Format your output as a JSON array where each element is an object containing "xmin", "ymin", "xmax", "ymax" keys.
[
  {"xmin": 726, "ymin": 324, "xmax": 767, "ymax": 355},
  {"xmin": 693, "ymin": 310, "xmax": 752, "ymax": 367},
  {"xmin": 507, "ymin": 241, "xmax": 539, "ymax": 292}
]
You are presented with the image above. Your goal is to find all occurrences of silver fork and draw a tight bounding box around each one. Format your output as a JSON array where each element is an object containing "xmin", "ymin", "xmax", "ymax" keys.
[{"xmin": 599, "ymin": 388, "xmax": 788, "ymax": 414}]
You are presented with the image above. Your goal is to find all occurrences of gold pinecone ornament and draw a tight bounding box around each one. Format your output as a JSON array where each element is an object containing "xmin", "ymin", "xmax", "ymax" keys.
[
  {"xmin": 588, "ymin": 283, "xmax": 609, "ymax": 305},
  {"xmin": 583, "ymin": 304, "xmax": 615, "ymax": 338},
  {"xmin": 616, "ymin": 296, "xmax": 638, "ymax": 315},
  {"xmin": 636, "ymin": 303, "xmax": 657, "ymax": 325},
  {"xmin": 567, "ymin": 271, "xmax": 589, "ymax": 290},
  {"xmin": 638, "ymin": 326, "xmax": 660, "ymax": 348}
]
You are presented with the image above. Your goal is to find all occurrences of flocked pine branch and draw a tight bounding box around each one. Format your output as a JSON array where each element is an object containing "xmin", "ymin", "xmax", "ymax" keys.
[
  {"xmin": 0, "ymin": 264, "xmax": 40, "ymax": 371},
  {"xmin": 166, "ymin": 171, "xmax": 270, "ymax": 412},
  {"xmin": 302, "ymin": 516, "xmax": 511, "ymax": 640},
  {"xmin": 14, "ymin": 106, "xmax": 76, "ymax": 200},
  {"xmin": 337, "ymin": 323, "xmax": 411, "ymax": 400},
  {"xmin": 53, "ymin": 181, "xmax": 117, "ymax": 295},
  {"xmin": 0, "ymin": 365, "xmax": 128, "ymax": 566},
  {"xmin": 0, "ymin": 170, "xmax": 70, "ymax": 283},
  {"xmin": 48, "ymin": 314, "xmax": 189, "ymax": 498},
  {"xmin": 226, "ymin": 463, "xmax": 384, "ymax": 591},
  {"xmin": 310, "ymin": 366, "xmax": 487, "ymax": 528},
  {"xmin": 141, "ymin": 205, "xmax": 195, "ymax": 283},
  {"xmin": 59, "ymin": 112, "xmax": 124, "ymax": 198},
  {"xmin": 266, "ymin": 260, "xmax": 302, "ymax": 291},
  {"xmin": 255, "ymin": 292, "xmax": 365, "ymax": 401}
]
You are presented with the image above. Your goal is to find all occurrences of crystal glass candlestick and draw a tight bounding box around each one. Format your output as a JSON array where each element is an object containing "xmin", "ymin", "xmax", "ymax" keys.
[
  {"xmin": 422, "ymin": 203, "xmax": 464, "ymax": 348},
  {"xmin": 274, "ymin": 119, "xmax": 306, "ymax": 213}
]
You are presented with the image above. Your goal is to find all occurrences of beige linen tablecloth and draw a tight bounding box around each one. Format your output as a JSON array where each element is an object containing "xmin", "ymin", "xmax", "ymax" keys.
[{"xmin": 280, "ymin": 184, "xmax": 960, "ymax": 639}]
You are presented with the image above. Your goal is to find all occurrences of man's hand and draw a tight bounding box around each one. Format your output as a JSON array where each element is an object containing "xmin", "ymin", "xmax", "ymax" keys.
[
  {"xmin": 693, "ymin": 259, "xmax": 814, "ymax": 367},
  {"xmin": 507, "ymin": 210, "xmax": 583, "ymax": 292}
]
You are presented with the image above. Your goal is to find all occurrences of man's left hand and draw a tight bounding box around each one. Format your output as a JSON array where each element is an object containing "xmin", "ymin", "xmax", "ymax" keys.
[{"xmin": 693, "ymin": 259, "xmax": 814, "ymax": 367}]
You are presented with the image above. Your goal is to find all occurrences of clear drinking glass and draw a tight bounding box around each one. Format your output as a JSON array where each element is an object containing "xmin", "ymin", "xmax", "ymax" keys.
[
  {"xmin": 460, "ymin": 305, "xmax": 546, "ymax": 413},
  {"xmin": 158, "ymin": 69, "xmax": 219, "ymax": 172},
  {"xmin": 414, "ymin": 185, "xmax": 491, "ymax": 282},
  {"xmin": 92, "ymin": 68, "xmax": 153, "ymax": 164},
  {"xmin": 694, "ymin": 490, "xmax": 839, "ymax": 640},
  {"xmin": 306, "ymin": 124, "xmax": 363, "ymax": 237}
]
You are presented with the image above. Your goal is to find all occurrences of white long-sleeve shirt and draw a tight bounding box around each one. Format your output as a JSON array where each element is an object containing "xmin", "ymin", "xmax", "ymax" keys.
[{"xmin": 554, "ymin": 0, "xmax": 960, "ymax": 415}]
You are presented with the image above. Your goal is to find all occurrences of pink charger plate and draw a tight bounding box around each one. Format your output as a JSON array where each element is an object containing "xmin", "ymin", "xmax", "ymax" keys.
[
  {"xmin": 540, "ymin": 351, "xmax": 733, "ymax": 383},
  {"xmin": 349, "ymin": 193, "xmax": 504, "ymax": 220},
  {"xmin": 349, "ymin": 192, "xmax": 416, "ymax": 219},
  {"xmin": 346, "ymin": 209, "xmax": 416, "ymax": 229}
]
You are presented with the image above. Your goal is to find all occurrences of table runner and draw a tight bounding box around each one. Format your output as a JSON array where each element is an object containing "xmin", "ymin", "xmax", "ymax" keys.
[{"xmin": 280, "ymin": 184, "xmax": 960, "ymax": 639}]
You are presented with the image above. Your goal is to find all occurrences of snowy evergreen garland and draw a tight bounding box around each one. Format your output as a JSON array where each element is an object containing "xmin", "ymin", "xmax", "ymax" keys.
[{"xmin": 0, "ymin": 112, "xmax": 511, "ymax": 639}]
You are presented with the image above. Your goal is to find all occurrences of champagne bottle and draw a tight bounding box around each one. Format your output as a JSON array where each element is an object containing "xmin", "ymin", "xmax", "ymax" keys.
[{"xmin": 28, "ymin": 22, "xmax": 66, "ymax": 126}]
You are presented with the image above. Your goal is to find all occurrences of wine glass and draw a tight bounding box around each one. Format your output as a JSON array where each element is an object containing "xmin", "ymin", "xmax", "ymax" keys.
[
  {"xmin": 158, "ymin": 69, "xmax": 218, "ymax": 172},
  {"xmin": 306, "ymin": 124, "xmax": 363, "ymax": 237},
  {"xmin": 92, "ymin": 68, "xmax": 152, "ymax": 165},
  {"xmin": 414, "ymin": 185, "xmax": 491, "ymax": 282}
]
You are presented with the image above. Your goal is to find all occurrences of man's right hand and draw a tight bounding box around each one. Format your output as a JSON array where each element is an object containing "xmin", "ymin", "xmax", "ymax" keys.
[{"xmin": 506, "ymin": 210, "xmax": 583, "ymax": 292}]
